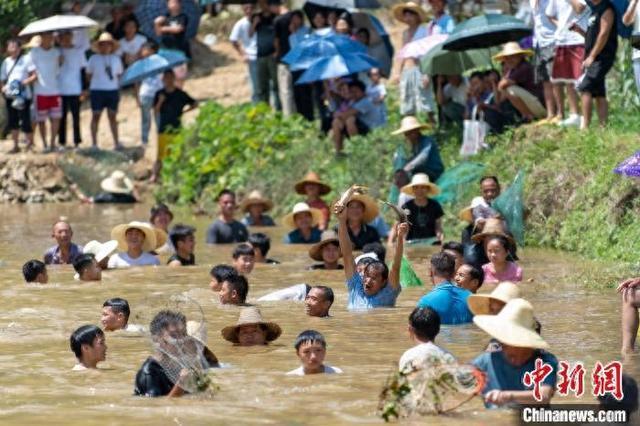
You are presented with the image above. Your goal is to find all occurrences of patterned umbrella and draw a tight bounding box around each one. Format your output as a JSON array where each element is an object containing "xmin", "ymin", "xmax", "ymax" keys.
[
  {"xmin": 614, "ymin": 151, "xmax": 640, "ymax": 177},
  {"xmin": 135, "ymin": 0, "xmax": 201, "ymax": 41},
  {"xmin": 397, "ymin": 34, "xmax": 448, "ymax": 60}
]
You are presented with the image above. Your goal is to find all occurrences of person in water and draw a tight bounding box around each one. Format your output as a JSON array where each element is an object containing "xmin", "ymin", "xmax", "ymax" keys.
[
  {"xmin": 308, "ymin": 230, "xmax": 343, "ymax": 270},
  {"xmin": 399, "ymin": 307, "xmax": 454, "ymax": 373},
  {"xmin": 240, "ymin": 190, "xmax": 276, "ymax": 227},
  {"xmin": 248, "ymin": 233, "xmax": 280, "ymax": 264},
  {"xmin": 209, "ymin": 264, "xmax": 238, "ymax": 292},
  {"xmin": 257, "ymin": 284, "xmax": 334, "ymax": 317},
  {"xmin": 232, "ymin": 243, "xmax": 256, "ymax": 275},
  {"xmin": 454, "ymin": 263, "xmax": 484, "ymax": 293},
  {"xmin": 73, "ymin": 254, "xmax": 102, "ymax": 281},
  {"xmin": 150, "ymin": 203, "xmax": 174, "ymax": 254},
  {"xmin": 44, "ymin": 220, "xmax": 83, "ymax": 265},
  {"xmin": 295, "ymin": 171, "xmax": 332, "ymax": 230},
  {"xmin": 617, "ymin": 277, "xmax": 640, "ymax": 354},
  {"xmin": 70, "ymin": 325, "xmax": 107, "ymax": 370},
  {"xmin": 221, "ymin": 306, "xmax": 282, "ymax": 346},
  {"xmin": 108, "ymin": 221, "xmax": 160, "ymax": 268},
  {"xmin": 283, "ymin": 202, "xmax": 323, "ymax": 244},
  {"xmin": 72, "ymin": 170, "xmax": 140, "ymax": 204},
  {"xmin": 167, "ymin": 224, "xmax": 195, "ymax": 266},
  {"xmin": 219, "ymin": 273, "xmax": 250, "ymax": 305},
  {"xmin": 334, "ymin": 193, "xmax": 381, "ymax": 250},
  {"xmin": 442, "ymin": 241, "xmax": 464, "ymax": 271},
  {"xmin": 22, "ymin": 259, "xmax": 48, "ymax": 283},
  {"xmin": 286, "ymin": 330, "xmax": 342, "ymax": 375},
  {"xmin": 482, "ymin": 235, "xmax": 522, "ymax": 284},
  {"xmin": 82, "ymin": 240, "xmax": 118, "ymax": 270},
  {"xmin": 206, "ymin": 189, "xmax": 249, "ymax": 244},
  {"xmin": 101, "ymin": 297, "xmax": 140, "ymax": 332}
]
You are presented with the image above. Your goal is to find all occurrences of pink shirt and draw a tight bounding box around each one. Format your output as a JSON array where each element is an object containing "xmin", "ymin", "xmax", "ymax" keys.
[{"xmin": 482, "ymin": 261, "xmax": 523, "ymax": 284}]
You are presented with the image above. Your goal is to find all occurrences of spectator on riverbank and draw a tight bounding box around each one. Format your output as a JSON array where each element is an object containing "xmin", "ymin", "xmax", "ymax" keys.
[
  {"xmin": 230, "ymin": 4, "xmax": 258, "ymax": 103},
  {"xmin": 22, "ymin": 259, "xmax": 48, "ymax": 284},
  {"xmin": 531, "ymin": 0, "xmax": 558, "ymax": 123},
  {"xmin": 436, "ymin": 74, "xmax": 467, "ymax": 126},
  {"xmin": 618, "ymin": 277, "xmax": 640, "ymax": 354},
  {"xmin": 251, "ymin": 0, "xmax": 280, "ymax": 109},
  {"xmin": 426, "ymin": 0, "xmax": 455, "ymax": 35},
  {"xmin": 206, "ymin": 189, "xmax": 249, "ymax": 244},
  {"xmin": 137, "ymin": 42, "xmax": 162, "ymax": 146},
  {"xmin": 240, "ymin": 190, "xmax": 275, "ymax": 227},
  {"xmin": 108, "ymin": 221, "xmax": 160, "ymax": 268},
  {"xmin": 70, "ymin": 325, "xmax": 107, "ymax": 370},
  {"xmin": 117, "ymin": 19, "xmax": 147, "ymax": 68},
  {"xmin": 44, "ymin": 220, "xmax": 83, "ymax": 265},
  {"xmin": 154, "ymin": 0, "xmax": 190, "ymax": 57},
  {"xmin": 392, "ymin": 116, "xmax": 445, "ymax": 182},
  {"xmin": 624, "ymin": 0, "xmax": 640, "ymax": 96},
  {"xmin": 283, "ymin": 202, "xmax": 323, "ymax": 244},
  {"xmin": 167, "ymin": 224, "xmax": 196, "ymax": 266},
  {"xmin": 105, "ymin": 6, "xmax": 127, "ymax": 40},
  {"xmin": 58, "ymin": 31, "xmax": 86, "ymax": 148},
  {"xmin": 287, "ymin": 330, "xmax": 342, "ymax": 375},
  {"xmin": 366, "ymin": 68, "xmax": 387, "ymax": 126}
]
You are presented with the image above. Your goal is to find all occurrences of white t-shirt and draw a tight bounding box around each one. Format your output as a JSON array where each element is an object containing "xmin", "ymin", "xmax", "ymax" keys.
[
  {"xmin": 229, "ymin": 17, "xmax": 257, "ymax": 61},
  {"xmin": 59, "ymin": 47, "xmax": 87, "ymax": 96},
  {"xmin": 286, "ymin": 365, "xmax": 343, "ymax": 375},
  {"xmin": 87, "ymin": 54, "xmax": 123, "ymax": 91},
  {"xmin": 139, "ymin": 74, "xmax": 163, "ymax": 99},
  {"xmin": 530, "ymin": 0, "xmax": 557, "ymax": 48},
  {"xmin": 443, "ymin": 81, "xmax": 468, "ymax": 105},
  {"xmin": 545, "ymin": 0, "xmax": 586, "ymax": 46},
  {"xmin": 398, "ymin": 341, "xmax": 455, "ymax": 372},
  {"xmin": 117, "ymin": 34, "xmax": 147, "ymax": 58},
  {"xmin": 258, "ymin": 283, "xmax": 309, "ymax": 302},
  {"xmin": 107, "ymin": 252, "xmax": 160, "ymax": 268},
  {"xmin": 1, "ymin": 55, "xmax": 33, "ymax": 99},
  {"xmin": 72, "ymin": 363, "xmax": 87, "ymax": 371},
  {"xmin": 28, "ymin": 47, "xmax": 62, "ymax": 96}
]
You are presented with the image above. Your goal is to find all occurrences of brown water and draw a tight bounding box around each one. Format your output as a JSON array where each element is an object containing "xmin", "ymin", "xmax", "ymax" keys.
[{"xmin": 0, "ymin": 203, "xmax": 638, "ymax": 425}]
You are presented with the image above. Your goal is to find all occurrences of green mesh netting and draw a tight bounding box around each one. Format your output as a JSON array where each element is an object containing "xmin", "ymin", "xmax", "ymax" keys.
[
  {"xmin": 492, "ymin": 170, "xmax": 525, "ymax": 247},
  {"xmin": 388, "ymin": 145, "xmax": 408, "ymax": 205},
  {"xmin": 400, "ymin": 255, "xmax": 423, "ymax": 288},
  {"xmin": 433, "ymin": 162, "xmax": 486, "ymax": 205}
]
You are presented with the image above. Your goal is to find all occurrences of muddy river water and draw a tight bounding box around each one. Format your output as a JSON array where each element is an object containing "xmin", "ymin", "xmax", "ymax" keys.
[{"xmin": 0, "ymin": 203, "xmax": 638, "ymax": 425}]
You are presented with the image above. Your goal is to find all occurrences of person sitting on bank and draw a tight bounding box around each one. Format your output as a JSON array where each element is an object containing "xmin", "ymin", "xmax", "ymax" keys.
[
  {"xmin": 22, "ymin": 259, "xmax": 48, "ymax": 284},
  {"xmin": 435, "ymin": 74, "xmax": 468, "ymax": 126},
  {"xmin": 73, "ymin": 254, "xmax": 102, "ymax": 281},
  {"xmin": 454, "ymin": 263, "xmax": 484, "ymax": 294},
  {"xmin": 70, "ymin": 325, "xmax": 107, "ymax": 370},
  {"xmin": 44, "ymin": 220, "xmax": 83, "ymax": 265},
  {"xmin": 221, "ymin": 306, "xmax": 282, "ymax": 346},
  {"xmin": 248, "ymin": 233, "xmax": 280, "ymax": 264},
  {"xmin": 472, "ymin": 299, "xmax": 558, "ymax": 408},
  {"xmin": 82, "ymin": 240, "xmax": 118, "ymax": 270},
  {"xmin": 334, "ymin": 193, "xmax": 380, "ymax": 250},
  {"xmin": 388, "ymin": 173, "xmax": 444, "ymax": 244},
  {"xmin": 240, "ymin": 190, "xmax": 276, "ymax": 227},
  {"xmin": 167, "ymin": 224, "xmax": 195, "ymax": 266},
  {"xmin": 308, "ymin": 230, "xmax": 343, "ymax": 270},
  {"xmin": 283, "ymin": 202, "xmax": 323, "ymax": 244},
  {"xmin": 209, "ymin": 264, "xmax": 238, "ymax": 292},
  {"xmin": 286, "ymin": 330, "xmax": 343, "ymax": 375},
  {"xmin": 295, "ymin": 171, "xmax": 332, "ymax": 230},
  {"xmin": 150, "ymin": 203, "xmax": 174, "ymax": 254},
  {"xmin": 391, "ymin": 116, "xmax": 444, "ymax": 182},
  {"xmin": 108, "ymin": 221, "xmax": 160, "ymax": 268},
  {"xmin": 231, "ymin": 243, "xmax": 256, "ymax": 275},
  {"xmin": 617, "ymin": 277, "xmax": 640, "ymax": 354},
  {"xmin": 219, "ymin": 273, "xmax": 250, "ymax": 305},
  {"xmin": 73, "ymin": 170, "xmax": 140, "ymax": 204},
  {"xmin": 482, "ymin": 235, "xmax": 523, "ymax": 284},
  {"xmin": 101, "ymin": 297, "xmax": 144, "ymax": 332},
  {"xmin": 399, "ymin": 307, "xmax": 454, "ymax": 372},
  {"xmin": 206, "ymin": 189, "xmax": 249, "ymax": 244}
]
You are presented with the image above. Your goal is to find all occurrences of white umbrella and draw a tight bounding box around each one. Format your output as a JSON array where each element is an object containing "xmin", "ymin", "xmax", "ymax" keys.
[{"xmin": 19, "ymin": 15, "xmax": 99, "ymax": 36}]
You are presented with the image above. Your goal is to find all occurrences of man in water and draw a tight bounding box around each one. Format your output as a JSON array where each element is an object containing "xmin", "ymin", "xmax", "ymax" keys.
[
  {"xmin": 231, "ymin": 243, "xmax": 255, "ymax": 275},
  {"xmin": 219, "ymin": 273, "xmax": 250, "ymax": 305},
  {"xmin": 44, "ymin": 220, "xmax": 83, "ymax": 265},
  {"xmin": 399, "ymin": 307, "xmax": 454, "ymax": 372},
  {"xmin": 22, "ymin": 259, "xmax": 48, "ymax": 283},
  {"xmin": 206, "ymin": 189, "xmax": 249, "ymax": 244},
  {"xmin": 73, "ymin": 254, "xmax": 102, "ymax": 281},
  {"xmin": 101, "ymin": 298, "xmax": 143, "ymax": 332},
  {"xmin": 286, "ymin": 330, "xmax": 342, "ymax": 375},
  {"xmin": 70, "ymin": 325, "xmax": 107, "ymax": 370},
  {"xmin": 256, "ymin": 284, "xmax": 334, "ymax": 317}
]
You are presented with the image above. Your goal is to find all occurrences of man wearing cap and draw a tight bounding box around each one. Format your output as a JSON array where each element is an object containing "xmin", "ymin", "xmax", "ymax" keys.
[
  {"xmin": 44, "ymin": 220, "xmax": 83, "ymax": 265},
  {"xmin": 392, "ymin": 116, "xmax": 444, "ymax": 182}
]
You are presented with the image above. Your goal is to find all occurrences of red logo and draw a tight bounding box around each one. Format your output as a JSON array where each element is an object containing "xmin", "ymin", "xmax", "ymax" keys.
[
  {"xmin": 523, "ymin": 358, "xmax": 553, "ymax": 402},
  {"xmin": 592, "ymin": 361, "xmax": 624, "ymax": 401},
  {"xmin": 557, "ymin": 361, "xmax": 586, "ymax": 397}
]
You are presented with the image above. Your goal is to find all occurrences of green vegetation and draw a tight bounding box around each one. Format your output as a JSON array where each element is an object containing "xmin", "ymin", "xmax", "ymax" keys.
[{"xmin": 0, "ymin": 1, "xmax": 62, "ymax": 45}]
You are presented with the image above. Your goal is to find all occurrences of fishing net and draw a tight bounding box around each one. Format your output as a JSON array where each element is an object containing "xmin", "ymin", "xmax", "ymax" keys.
[
  {"xmin": 399, "ymin": 255, "xmax": 423, "ymax": 288},
  {"xmin": 379, "ymin": 353, "xmax": 486, "ymax": 420},
  {"xmin": 433, "ymin": 162, "xmax": 486, "ymax": 205},
  {"xmin": 492, "ymin": 170, "xmax": 525, "ymax": 247},
  {"xmin": 387, "ymin": 145, "xmax": 408, "ymax": 206}
]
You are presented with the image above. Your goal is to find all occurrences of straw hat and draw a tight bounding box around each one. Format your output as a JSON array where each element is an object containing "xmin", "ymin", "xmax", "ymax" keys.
[
  {"xmin": 187, "ymin": 320, "xmax": 219, "ymax": 365},
  {"xmin": 24, "ymin": 35, "xmax": 41, "ymax": 49},
  {"xmin": 100, "ymin": 170, "xmax": 133, "ymax": 194},
  {"xmin": 110, "ymin": 221, "xmax": 157, "ymax": 252},
  {"xmin": 473, "ymin": 298, "xmax": 549, "ymax": 349},
  {"xmin": 282, "ymin": 202, "xmax": 323, "ymax": 229},
  {"xmin": 401, "ymin": 173, "xmax": 440, "ymax": 197},
  {"xmin": 221, "ymin": 306, "xmax": 282, "ymax": 344},
  {"xmin": 333, "ymin": 193, "xmax": 379, "ymax": 223},
  {"xmin": 492, "ymin": 42, "xmax": 533, "ymax": 62},
  {"xmin": 308, "ymin": 230, "xmax": 341, "ymax": 261},
  {"xmin": 467, "ymin": 281, "xmax": 521, "ymax": 315},
  {"xmin": 92, "ymin": 32, "xmax": 120, "ymax": 53},
  {"xmin": 392, "ymin": 2, "xmax": 428, "ymax": 23},
  {"xmin": 458, "ymin": 197, "xmax": 485, "ymax": 223},
  {"xmin": 295, "ymin": 172, "xmax": 331, "ymax": 196},
  {"xmin": 240, "ymin": 190, "xmax": 274, "ymax": 213},
  {"xmin": 83, "ymin": 240, "xmax": 118, "ymax": 263},
  {"xmin": 153, "ymin": 227, "xmax": 168, "ymax": 250},
  {"xmin": 391, "ymin": 116, "xmax": 432, "ymax": 135},
  {"xmin": 471, "ymin": 217, "xmax": 514, "ymax": 245}
]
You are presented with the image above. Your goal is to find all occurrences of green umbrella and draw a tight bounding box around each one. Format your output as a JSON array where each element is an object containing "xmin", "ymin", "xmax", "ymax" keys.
[{"xmin": 420, "ymin": 42, "xmax": 496, "ymax": 75}]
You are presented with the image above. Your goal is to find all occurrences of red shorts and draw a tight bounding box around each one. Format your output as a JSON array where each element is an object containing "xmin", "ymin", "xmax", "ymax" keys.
[
  {"xmin": 36, "ymin": 94, "xmax": 62, "ymax": 122},
  {"xmin": 551, "ymin": 45, "xmax": 585, "ymax": 83}
]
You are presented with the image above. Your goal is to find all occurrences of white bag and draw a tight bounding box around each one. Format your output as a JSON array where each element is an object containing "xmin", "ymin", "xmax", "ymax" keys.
[{"xmin": 460, "ymin": 104, "xmax": 489, "ymax": 157}]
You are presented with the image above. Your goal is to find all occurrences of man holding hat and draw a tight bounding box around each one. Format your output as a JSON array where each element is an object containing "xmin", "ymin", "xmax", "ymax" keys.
[{"xmin": 392, "ymin": 116, "xmax": 444, "ymax": 182}]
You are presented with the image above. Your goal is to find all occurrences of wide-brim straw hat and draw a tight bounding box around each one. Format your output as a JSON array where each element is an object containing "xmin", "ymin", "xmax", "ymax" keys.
[
  {"xmin": 391, "ymin": 115, "xmax": 432, "ymax": 135},
  {"xmin": 468, "ymin": 281, "xmax": 521, "ymax": 315},
  {"xmin": 221, "ymin": 306, "xmax": 282, "ymax": 344},
  {"xmin": 187, "ymin": 320, "xmax": 219, "ymax": 365},
  {"xmin": 471, "ymin": 217, "xmax": 515, "ymax": 245},
  {"xmin": 282, "ymin": 202, "xmax": 323, "ymax": 229},
  {"xmin": 401, "ymin": 173, "xmax": 440, "ymax": 197},
  {"xmin": 308, "ymin": 230, "xmax": 342, "ymax": 261},
  {"xmin": 240, "ymin": 190, "xmax": 274, "ymax": 213},
  {"xmin": 392, "ymin": 2, "xmax": 428, "ymax": 23},
  {"xmin": 83, "ymin": 240, "xmax": 118, "ymax": 263},
  {"xmin": 492, "ymin": 42, "xmax": 533, "ymax": 62},
  {"xmin": 91, "ymin": 32, "xmax": 120, "ymax": 53},
  {"xmin": 473, "ymin": 298, "xmax": 549, "ymax": 349},
  {"xmin": 295, "ymin": 171, "xmax": 331, "ymax": 196},
  {"xmin": 458, "ymin": 196, "xmax": 486, "ymax": 223},
  {"xmin": 334, "ymin": 193, "xmax": 380, "ymax": 223},
  {"xmin": 153, "ymin": 227, "xmax": 168, "ymax": 250},
  {"xmin": 111, "ymin": 221, "xmax": 157, "ymax": 252},
  {"xmin": 101, "ymin": 170, "xmax": 134, "ymax": 195}
]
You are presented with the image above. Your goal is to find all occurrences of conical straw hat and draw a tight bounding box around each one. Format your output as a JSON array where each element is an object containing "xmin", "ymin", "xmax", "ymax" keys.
[
  {"xmin": 110, "ymin": 221, "xmax": 157, "ymax": 252},
  {"xmin": 240, "ymin": 190, "xmax": 274, "ymax": 212},
  {"xmin": 294, "ymin": 171, "xmax": 331, "ymax": 195}
]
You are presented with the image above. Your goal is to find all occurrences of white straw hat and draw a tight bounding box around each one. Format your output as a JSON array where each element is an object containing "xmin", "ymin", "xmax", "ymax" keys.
[
  {"xmin": 391, "ymin": 116, "xmax": 432, "ymax": 135},
  {"xmin": 100, "ymin": 170, "xmax": 134, "ymax": 194},
  {"xmin": 400, "ymin": 173, "xmax": 440, "ymax": 197},
  {"xmin": 83, "ymin": 240, "xmax": 118, "ymax": 263},
  {"xmin": 110, "ymin": 221, "xmax": 157, "ymax": 252},
  {"xmin": 282, "ymin": 202, "xmax": 323, "ymax": 229},
  {"xmin": 467, "ymin": 281, "xmax": 521, "ymax": 315}
]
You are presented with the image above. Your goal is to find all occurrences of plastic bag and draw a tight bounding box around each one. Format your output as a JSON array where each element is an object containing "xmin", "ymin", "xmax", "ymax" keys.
[
  {"xmin": 460, "ymin": 106, "xmax": 489, "ymax": 157},
  {"xmin": 492, "ymin": 170, "xmax": 525, "ymax": 247}
]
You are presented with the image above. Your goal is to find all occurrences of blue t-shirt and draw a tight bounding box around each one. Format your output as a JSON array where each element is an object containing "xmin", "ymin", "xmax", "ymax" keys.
[
  {"xmin": 346, "ymin": 272, "xmax": 401, "ymax": 310},
  {"xmin": 352, "ymin": 96, "xmax": 385, "ymax": 130},
  {"xmin": 283, "ymin": 227, "xmax": 322, "ymax": 244},
  {"xmin": 472, "ymin": 350, "xmax": 558, "ymax": 408},
  {"xmin": 416, "ymin": 281, "xmax": 473, "ymax": 325}
]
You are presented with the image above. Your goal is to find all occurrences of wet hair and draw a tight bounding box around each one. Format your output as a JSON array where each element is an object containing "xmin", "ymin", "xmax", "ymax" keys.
[
  {"xmin": 598, "ymin": 374, "xmax": 639, "ymax": 415},
  {"xmin": 365, "ymin": 260, "xmax": 389, "ymax": 281},
  {"xmin": 149, "ymin": 202, "xmax": 173, "ymax": 223},
  {"xmin": 169, "ymin": 223, "xmax": 195, "ymax": 248},
  {"xmin": 217, "ymin": 188, "xmax": 235, "ymax": 201},
  {"xmin": 409, "ymin": 307, "xmax": 440, "ymax": 341},
  {"xmin": 430, "ymin": 252, "xmax": 456, "ymax": 278},
  {"xmin": 442, "ymin": 241, "xmax": 464, "ymax": 257},
  {"xmin": 22, "ymin": 259, "xmax": 46, "ymax": 282},
  {"xmin": 480, "ymin": 175, "xmax": 500, "ymax": 187},
  {"xmin": 362, "ymin": 242, "xmax": 386, "ymax": 263},
  {"xmin": 464, "ymin": 264, "xmax": 484, "ymax": 289},
  {"xmin": 294, "ymin": 329, "xmax": 327, "ymax": 350},
  {"xmin": 248, "ymin": 233, "xmax": 271, "ymax": 256},
  {"xmin": 224, "ymin": 274, "xmax": 249, "ymax": 303},
  {"xmin": 103, "ymin": 297, "xmax": 131, "ymax": 321},
  {"xmin": 149, "ymin": 310, "xmax": 186, "ymax": 337},
  {"xmin": 356, "ymin": 256, "xmax": 376, "ymax": 267},
  {"xmin": 141, "ymin": 40, "xmax": 159, "ymax": 53},
  {"xmin": 347, "ymin": 79, "xmax": 366, "ymax": 93},
  {"xmin": 310, "ymin": 285, "xmax": 334, "ymax": 306},
  {"xmin": 70, "ymin": 325, "xmax": 104, "ymax": 359},
  {"xmin": 232, "ymin": 243, "xmax": 255, "ymax": 259},
  {"xmin": 73, "ymin": 254, "xmax": 96, "ymax": 274},
  {"xmin": 209, "ymin": 264, "xmax": 238, "ymax": 283}
]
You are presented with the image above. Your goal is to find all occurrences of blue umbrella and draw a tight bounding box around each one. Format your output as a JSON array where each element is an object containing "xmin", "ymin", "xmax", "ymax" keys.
[
  {"xmin": 306, "ymin": 0, "xmax": 381, "ymax": 9},
  {"xmin": 296, "ymin": 53, "xmax": 379, "ymax": 84},
  {"xmin": 121, "ymin": 50, "xmax": 188, "ymax": 86},
  {"xmin": 135, "ymin": 0, "xmax": 201, "ymax": 41},
  {"xmin": 283, "ymin": 33, "xmax": 366, "ymax": 71}
]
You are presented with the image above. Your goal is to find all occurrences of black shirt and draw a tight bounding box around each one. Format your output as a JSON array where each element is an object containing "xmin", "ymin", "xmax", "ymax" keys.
[
  {"xmin": 167, "ymin": 253, "xmax": 195, "ymax": 265},
  {"xmin": 206, "ymin": 219, "xmax": 249, "ymax": 244},
  {"xmin": 105, "ymin": 21, "xmax": 125, "ymax": 40},
  {"xmin": 585, "ymin": 0, "xmax": 617, "ymax": 63},
  {"xmin": 160, "ymin": 13, "xmax": 189, "ymax": 54},
  {"xmin": 155, "ymin": 88, "xmax": 196, "ymax": 133},
  {"xmin": 402, "ymin": 199, "xmax": 444, "ymax": 241},
  {"xmin": 254, "ymin": 12, "xmax": 276, "ymax": 57},
  {"xmin": 274, "ymin": 12, "xmax": 292, "ymax": 61},
  {"xmin": 93, "ymin": 192, "xmax": 137, "ymax": 203},
  {"xmin": 308, "ymin": 263, "xmax": 344, "ymax": 270},
  {"xmin": 334, "ymin": 223, "xmax": 380, "ymax": 250},
  {"xmin": 134, "ymin": 357, "xmax": 175, "ymax": 397}
]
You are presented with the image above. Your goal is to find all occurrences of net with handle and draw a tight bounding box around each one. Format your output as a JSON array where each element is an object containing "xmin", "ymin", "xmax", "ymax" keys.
[{"xmin": 492, "ymin": 170, "xmax": 525, "ymax": 247}]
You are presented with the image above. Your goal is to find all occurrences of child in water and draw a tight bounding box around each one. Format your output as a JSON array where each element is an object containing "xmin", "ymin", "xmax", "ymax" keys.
[
  {"xmin": 232, "ymin": 243, "xmax": 256, "ymax": 275},
  {"xmin": 22, "ymin": 259, "xmax": 48, "ymax": 283},
  {"xmin": 209, "ymin": 264, "xmax": 237, "ymax": 292},
  {"xmin": 286, "ymin": 330, "xmax": 342, "ymax": 375},
  {"xmin": 70, "ymin": 325, "xmax": 107, "ymax": 370},
  {"xmin": 482, "ymin": 236, "xmax": 522, "ymax": 284}
]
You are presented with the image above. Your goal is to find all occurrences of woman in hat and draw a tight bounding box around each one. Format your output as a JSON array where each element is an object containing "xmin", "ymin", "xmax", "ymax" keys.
[
  {"xmin": 108, "ymin": 221, "xmax": 160, "ymax": 268},
  {"xmin": 471, "ymin": 299, "xmax": 558, "ymax": 407},
  {"xmin": 71, "ymin": 170, "xmax": 139, "ymax": 204},
  {"xmin": 240, "ymin": 190, "xmax": 275, "ymax": 227},
  {"xmin": 221, "ymin": 306, "xmax": 282, "ymax": 347},
  {"xmin": 295, "ymin": 172, "xmax": 331, "ymax": 230},
  {"xmin": 388, "ymin": 173, "xmax": 443, "ymax": 244},
  {"xmin": 392, "ymin": 116, "xmax": 444, "ymax": 182},
  {"xmin": 334, "ymin": 193, "xmax": 381, "ymax": 250},
  {"xmin": 282, "ymin": 202, "xmax": 323, "ymax": 244},
  {"xmin": 308, "ymin": 230, "xmax": 343, "ymax": 270},
  {"xmin": 87, "ymin": 32, "xmax": 123, "ymax": 150}
]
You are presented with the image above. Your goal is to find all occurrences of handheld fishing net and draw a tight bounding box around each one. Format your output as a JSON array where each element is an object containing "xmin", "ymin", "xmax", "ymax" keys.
[
  {"xmin": 433, "ymin": 162, "xmax": 486, "ymax": 206},
  {"xmin": 492, "ymin": 170, "xmax": 525, "ymax": 247},
  {"xmin": 399, "ymin": 256, "xmax": 423, "ymax": 288},
  {"xmin": 379, "ymin": 353, "xmax": 486, "ymax": 420}
]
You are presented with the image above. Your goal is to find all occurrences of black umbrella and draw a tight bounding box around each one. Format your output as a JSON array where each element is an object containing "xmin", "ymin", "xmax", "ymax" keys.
[{"xmin": 442, "ymin": 14, "xmax": 531, "ymax": 51}]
